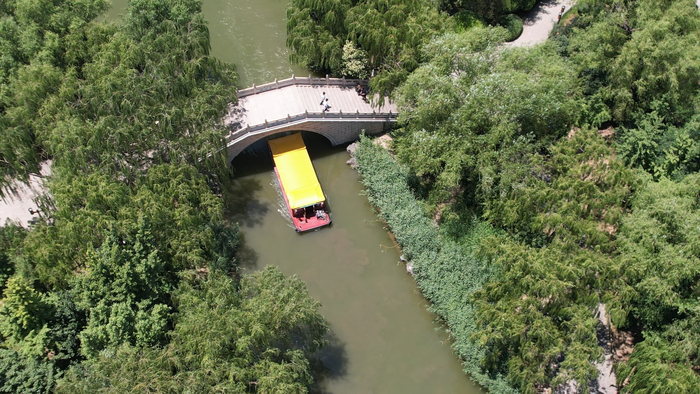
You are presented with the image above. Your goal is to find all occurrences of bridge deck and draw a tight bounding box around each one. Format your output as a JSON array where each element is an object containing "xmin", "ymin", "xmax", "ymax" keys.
[
  {"xmin": 234, "ymin": 83, "xmax": 396, "ymax": 129},
  {"xmin": 224, "ymin": 77, "xmax": 398, "ymax": 159}
]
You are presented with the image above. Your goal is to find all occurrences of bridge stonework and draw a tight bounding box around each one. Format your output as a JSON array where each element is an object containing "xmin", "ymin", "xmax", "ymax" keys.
[{"xmin": 225, "ymin": 75, "xmax": 397, "ymax": 161}]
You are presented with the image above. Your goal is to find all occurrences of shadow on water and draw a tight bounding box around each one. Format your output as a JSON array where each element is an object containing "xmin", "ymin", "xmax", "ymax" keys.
[
  {"xmin": 223, "ymin": 176, "xmax": 268, "ymax": 228},
  {"xmin": 230, "ymin": 131, "xmax": 347, "ymax": 175},
  {"xmin": 310, "ymin": 330, "xmax": 349, "ymax": 394},
  {"xmin": 234, "ymin": 233, "xmax": 259, "ymax": 272}
]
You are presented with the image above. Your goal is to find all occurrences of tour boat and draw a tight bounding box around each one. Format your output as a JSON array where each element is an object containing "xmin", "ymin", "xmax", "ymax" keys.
[{"xmin": 268, "ymin": 133, "xmax": 331, "ymax": 232}]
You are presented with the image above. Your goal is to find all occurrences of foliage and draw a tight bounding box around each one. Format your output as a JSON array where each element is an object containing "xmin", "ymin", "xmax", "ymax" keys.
[
  {"xmin": 22, "ymin": 164, "xmax": 231, "ymax": 287},
  {"xmin": 500, "ymin": 14, "xmax": 523, "ymax": 42},
  {"xmin": 485, "ymin": 129, "xmax": 636, "ymax": 250},
  {"xmin": 37, "ymin": 0, "xmax": 237, "ymax": 181},
  {"xmin": 73, "ymin": 221, "xmax": 173, "ymax": 358},
  {"xmin": 452, "ymin": 10, "xmax": 485, "ymax": 33},
  {"xmin": 0, "ymin": 276, "xmax": 51, "ymax": 342},
  {"xmin": 394, "ymin": 29, "xmax": 581, "ymax": 205},
  {"xmin": 440, "ymin": 0, "xmax": 533, "ymax": 24},
  {"xmin": 472, "ymin": 130, "xmax": 636, "ymax": 391},
  {"xmin": 617, "ymin": 332, "xmax": 700, "ymax": 393},
  {"xmin": 552, "ymin": 0, "xmax": 700, "ymax": 136},
  {"xmin": 616, "ymin": 111, "xmax": 700, "ymax": 179},
  {"xmin": 0, "ymin": 224, "xmax": 25, "ymax": 292},
  {"xmin": 614, "ymin": 174, "xmax": 700, "ymax": 330},
  {"xmin": 341, "ymin": 40, "xmax": 370, "ymax": 79},
  {"xmin": 354, "ymin": 136, "xmax": 515, "ymax": 393},
  {"xmin": 604, "ymin": 174, "xmax": 700, "ymax": 390},
  {"xmin": 287, "ymin": 0, "xmax": 452, "ymax": 94},
  {"xmin": 56, "ymin": 267, "xmax": 328, "ymax": 393},
  {"xmin": 0, "ymin": 348, "xmax": 58, "ymax": 394},
  {"xmin": 0, "ymin": 0, "xmax": 110, "ymax": 198}
]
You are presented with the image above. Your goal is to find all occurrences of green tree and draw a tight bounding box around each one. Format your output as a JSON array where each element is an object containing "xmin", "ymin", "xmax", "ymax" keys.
[
  {"xmin": 56, "ymin": 267, "xmax": 328, "ymax": 393},
  {"xmin": 0, "ymin": 0, "xmax": 110, "ymax": 198},
  {"xmin": 0, "ymin": 276, "xmax": 51, "ymax": 342},
  {"xmin": 554, "ymin": 0, "xmax": 700, "ymax": 129},
  {"xmin": 473, "ymin": 130, "xmax": 635, "ymax": 392},
  {"xmin": 22, "ymin": 164, "xmax": 234, "ymax": 287},
  {"xmin": 0, "ymin": 348, "xmax": 58, "ymax": 394},
  {"xmin": 394, "ymin": 29, "xmax": 581, "ymax": 205},
  {"xmin": 618, "ymin": 332, "xmax": 700, "ymax": 393},
  {"xmin": 287, "ymin": 0, "xmax": 451, "ymax": 94},
  {"xmin": 616, "ymin": 111, "xmax": 700, "ymax": 179},
  {"xmin": 72, "ymin": 221, "xmax": 173, "ymax": 358},
  {"xmin": 612, "ymin": 174, "xmax": 700, "ymax": 330}
]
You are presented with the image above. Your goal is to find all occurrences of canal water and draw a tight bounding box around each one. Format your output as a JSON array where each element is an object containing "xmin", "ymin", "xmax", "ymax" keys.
[
  {"xmin": 108, "ymin": 1, "xmax": 483, "ymax": 392},
  {"xmin": 108, "ymin": 0, "xmax": 306, "ymax": 87},
  {"xmin": 229, "ymin": 135, "xmax": 482, "ymax": 393}
]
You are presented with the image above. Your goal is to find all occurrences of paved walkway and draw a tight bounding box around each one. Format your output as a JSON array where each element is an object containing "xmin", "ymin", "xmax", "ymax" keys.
[
  {"xmin": 0, "ymin": 161, "xmax": 51, "ymax": 227},
  {"xmin": 233, "ymin": 83, "xmax": 396, "ymax": 130},
  {"xmin": 507, "ymin": 0, "xmax": 574, "ymax": 47}
]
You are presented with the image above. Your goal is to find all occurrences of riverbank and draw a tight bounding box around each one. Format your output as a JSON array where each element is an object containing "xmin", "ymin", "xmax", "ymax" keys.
[{"xmin": 351, "ymin": 135, "xmax": 515, "ymax": 393}]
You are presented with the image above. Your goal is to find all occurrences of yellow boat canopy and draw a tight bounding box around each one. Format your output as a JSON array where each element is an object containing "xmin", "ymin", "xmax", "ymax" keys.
[{"xmin": 269, "ymin": 133, "xmax": 326, "ymax": 210}]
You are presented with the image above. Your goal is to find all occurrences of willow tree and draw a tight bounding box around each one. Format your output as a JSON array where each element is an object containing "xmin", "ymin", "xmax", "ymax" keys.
[
  {"xmin": 610, "ymin": 174, "xmax": 700, "ymax": 390},
  {"xmin": 56, "ymin": 268, "xmax": 328, "ymax": 393},
  {"xmin": 287, "ymin": 0, "xmax": 451, "ymax": 94},
  {"xmin": 473, "ymin": 129, "xmax": 637, "ymax": 392},
  {"xmin": 0, "ymin": 0, "xmax": 110, "ymax": 198},
  {"xmin": 393, "ymin": 28, "xmax": 581, "ymax": 205},
  {"xmin": 287, "ymin": 0, "xmax": 351, "ymax": 73},
  {"xmin": 37, "ymin": 0, "xmax": 237, "ymax": 182},
  {"xmin": 551, "ymin": 0, "xmax": 700, "ymax": 178}
]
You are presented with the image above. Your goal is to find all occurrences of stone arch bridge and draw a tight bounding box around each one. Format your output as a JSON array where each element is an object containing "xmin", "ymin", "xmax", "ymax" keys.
[{"xmin": 224, "ymin": 75, "xmax": 397, "ymax": 161}]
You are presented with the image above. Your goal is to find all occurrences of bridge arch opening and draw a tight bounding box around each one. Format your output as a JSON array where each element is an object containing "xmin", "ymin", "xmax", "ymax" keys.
[{"xmin": 229, "ymin": 131, "xmax": 337, "ymax": 177}]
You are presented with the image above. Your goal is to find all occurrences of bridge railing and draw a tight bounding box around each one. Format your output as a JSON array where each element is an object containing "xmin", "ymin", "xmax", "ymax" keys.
[
  {"xmin": 227, "ymin": 109, "xmax": 397, "ymax": 142},
  {"xmin": 238, "ymin": 75, "xmax": 366, "ymax": 98}
]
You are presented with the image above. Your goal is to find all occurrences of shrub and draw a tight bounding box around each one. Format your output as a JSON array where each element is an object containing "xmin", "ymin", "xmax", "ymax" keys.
[
  {"xmin": 453, "ymin": 10, "xmax": 485, "ymax": 33},
  {"xmin": 500, "ymin": 14, "xmax": 523, "ymax": 42}
]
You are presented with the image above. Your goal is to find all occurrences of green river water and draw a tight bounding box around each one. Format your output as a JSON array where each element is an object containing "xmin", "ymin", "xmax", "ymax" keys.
[{"xmin": 109, "ymin": 1, "xmax": 483, "ymax": 392}]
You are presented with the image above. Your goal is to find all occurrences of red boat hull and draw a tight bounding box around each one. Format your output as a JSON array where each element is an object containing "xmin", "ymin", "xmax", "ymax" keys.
[{"xmin": 275, "ymin": 168, "xmax": 331, "ymax": 232}]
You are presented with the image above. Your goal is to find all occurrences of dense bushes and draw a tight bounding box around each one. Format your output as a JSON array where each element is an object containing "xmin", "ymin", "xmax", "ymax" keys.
[
  {"xmin": 500, "ymin": 14, "xmax": 523, "ymax": 41},
  {"xmin": 393, "ymin": 28, "xmax": 581, "ymax": 205}
]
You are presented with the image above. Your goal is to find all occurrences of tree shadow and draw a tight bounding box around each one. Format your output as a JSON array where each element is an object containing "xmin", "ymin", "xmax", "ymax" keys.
[
  {"xmin": 223, "ymin": 177, "xmax": 269, "ymax": 228},
  {"xmin": 234, "ymin": 233, "xmax": 259, "ymax": 271},
  {"xmin": 518, "ymin": 0, "xmax": 561, "ymax": 26},
  {"xmin": 309, "ymin": 330, "xmax": 349, "ymax": 393},
  {"xmin": 225, "ymin": 102, "xmax": 247, "ymax": 132}
]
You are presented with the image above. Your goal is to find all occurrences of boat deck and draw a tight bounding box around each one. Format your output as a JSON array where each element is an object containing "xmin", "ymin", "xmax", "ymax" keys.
[{"xmin": 269, "ymin": 134, "xmax": 331, "ymax": 232}]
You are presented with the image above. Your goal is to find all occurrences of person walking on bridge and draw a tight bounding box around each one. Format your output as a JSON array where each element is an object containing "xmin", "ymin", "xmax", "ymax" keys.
[{"xmin": 320, "ymin": 92, "xmax": 326, "ymax": 106}]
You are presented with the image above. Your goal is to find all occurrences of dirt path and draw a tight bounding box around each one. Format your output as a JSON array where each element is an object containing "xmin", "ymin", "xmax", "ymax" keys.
[
  {"xmin": 0, "ymin": 161, "xmax": 51, "ymax": 227},
  {"xmin": 507, "ymin": 0, "xmax": 575, "ymax": 47}
]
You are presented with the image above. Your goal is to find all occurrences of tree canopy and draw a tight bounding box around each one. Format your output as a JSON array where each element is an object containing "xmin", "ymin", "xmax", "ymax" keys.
[
  {"xmin": 354, "ymin": 0, "xmax": 700, "ymax": 391},
  {"xmin": 287, "ymin": 0, "xmax": 452, "ymax": 94},
  {"xmin": 0, "ymin": 1, "xmax": 328, "ymax": 392}
]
